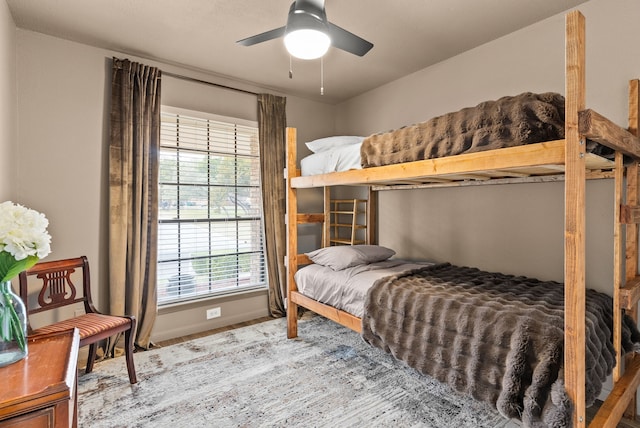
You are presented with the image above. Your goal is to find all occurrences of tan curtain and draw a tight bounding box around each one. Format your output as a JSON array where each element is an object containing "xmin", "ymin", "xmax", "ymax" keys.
[
  {"xmin": 258, "ymin": 94, "xmax": 287, "ymax": 317},
  {"xmin": 109, "ymin": 58, "xmax": 161, "ymax": 349}
]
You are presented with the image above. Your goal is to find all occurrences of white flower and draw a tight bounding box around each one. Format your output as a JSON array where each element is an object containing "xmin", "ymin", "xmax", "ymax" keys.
[
  {"xmin": 0, "ymin": 201, "xmax": 51, "ymax": 261},
  {"xmin": 0, "ymin": 201, "xmax": 50, "ymax": 353}
]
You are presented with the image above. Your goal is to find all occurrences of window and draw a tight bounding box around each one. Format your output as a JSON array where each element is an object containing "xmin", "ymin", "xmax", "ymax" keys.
[{"xmin": 157, "ymin": 107, "xmax": 266, "ymax": 305}]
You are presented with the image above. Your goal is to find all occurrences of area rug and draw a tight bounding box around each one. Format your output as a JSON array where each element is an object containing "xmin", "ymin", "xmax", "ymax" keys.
[{"xmin": 77, "ymin": 315, "xmax": 517, "ymax": 428}]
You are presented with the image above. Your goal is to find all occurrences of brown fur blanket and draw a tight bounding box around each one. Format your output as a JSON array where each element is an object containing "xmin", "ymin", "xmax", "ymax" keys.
[
  {"xmin": 360, "ymin": 92, "xmax": 612, "ymax": 168},
  {"xmin": 361, "ymin": 263, "xmax": 640, "ymax": 427}
]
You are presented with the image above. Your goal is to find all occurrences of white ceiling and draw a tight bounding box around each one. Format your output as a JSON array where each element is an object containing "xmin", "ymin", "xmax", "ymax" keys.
[{"xmin": 6, "ymin": 0, "xmax": 588, "ymax": 104}]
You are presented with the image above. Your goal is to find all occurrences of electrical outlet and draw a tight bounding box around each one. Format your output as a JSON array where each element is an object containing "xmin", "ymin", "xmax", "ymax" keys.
[{"xmin": 206, "ymin": 307, "xmax": 221, "ymax": 319}]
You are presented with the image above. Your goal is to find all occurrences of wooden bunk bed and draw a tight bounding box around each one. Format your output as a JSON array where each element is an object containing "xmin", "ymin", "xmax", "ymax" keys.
[{"xmin": 285, "ymin": 10, "xmax": 640, "ymax": 428}]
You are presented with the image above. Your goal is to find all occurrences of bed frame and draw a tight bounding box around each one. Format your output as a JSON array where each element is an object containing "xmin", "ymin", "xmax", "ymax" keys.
[{"xmin": 285, "ymin": 11, "xmax": 640, "ymax": 428}]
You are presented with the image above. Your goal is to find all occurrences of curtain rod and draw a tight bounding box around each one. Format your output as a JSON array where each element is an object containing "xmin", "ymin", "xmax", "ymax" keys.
[{"xmin": 163, "ymin": 71, "xmax": 259, "ymax": 97}]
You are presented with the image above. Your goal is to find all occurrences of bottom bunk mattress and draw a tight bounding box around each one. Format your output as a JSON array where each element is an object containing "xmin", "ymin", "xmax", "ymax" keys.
[{"xmin": 361, "ymin": 263, "xmax": 640, "ymax": 428}]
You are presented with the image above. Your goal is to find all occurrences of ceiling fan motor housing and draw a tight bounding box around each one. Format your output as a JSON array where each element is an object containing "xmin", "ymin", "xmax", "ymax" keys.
[{"xmin": 286, "ymin": 0, "xmax": 329, "ymax": 35}]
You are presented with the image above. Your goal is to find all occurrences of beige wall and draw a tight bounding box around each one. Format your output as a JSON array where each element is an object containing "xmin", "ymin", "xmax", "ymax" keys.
[
  {"xmin": 333, "ymin": 0, "xmax": 638, "ymax": 294},
  {"xmin": 0, "ymin": 0, "xmax": 15, "ymax": 201},
  {"xmin": 14, "ymin": 29, "xmax": 335, "ymax": 341}
]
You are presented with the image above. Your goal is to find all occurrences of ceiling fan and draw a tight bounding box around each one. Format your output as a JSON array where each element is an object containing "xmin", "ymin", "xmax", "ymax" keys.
[{"xmin": 236, "ymin": 0, "xmax": 374, "ymax": 60}]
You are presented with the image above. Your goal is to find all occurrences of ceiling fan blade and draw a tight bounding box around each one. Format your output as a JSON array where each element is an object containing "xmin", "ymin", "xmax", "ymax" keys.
[
  {"xmin": 327, "ymin": 22, "xmax": 373, "ymax": 56},
  {"xmin": 236, "ymin": 26, "xmax": 286, "ymax": 46}
]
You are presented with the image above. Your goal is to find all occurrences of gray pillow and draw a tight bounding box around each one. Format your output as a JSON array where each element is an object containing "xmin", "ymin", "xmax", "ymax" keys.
[{"xmin": 306, "ymin": 245, "xmax": 396, "ymax": 271}]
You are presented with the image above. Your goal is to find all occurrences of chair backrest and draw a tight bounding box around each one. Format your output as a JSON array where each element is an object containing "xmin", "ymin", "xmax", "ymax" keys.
[{"xmin": 18, "ymin": 256, "xmax": 95, "ymax": 316}]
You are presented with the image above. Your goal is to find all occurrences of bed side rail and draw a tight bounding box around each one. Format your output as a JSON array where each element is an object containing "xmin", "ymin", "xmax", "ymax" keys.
[{"xmin": 579, "ymin": 108, "xmax": 640, "ymax": 161}]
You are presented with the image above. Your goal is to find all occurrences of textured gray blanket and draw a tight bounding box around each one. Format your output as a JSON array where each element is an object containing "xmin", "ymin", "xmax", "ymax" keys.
[
  {"xmin": 361, "ymin": 263, "xmax": 640, "ymax": 427},
  {"xmin": 360, "ymin": 92, "xmax": 612, "ymax": 168}
]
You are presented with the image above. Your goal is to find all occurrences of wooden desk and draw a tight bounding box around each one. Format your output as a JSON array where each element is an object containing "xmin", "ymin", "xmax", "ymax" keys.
[{"xmin": 0, "ymin": 329, "xmax": 80, "ymax": 428}]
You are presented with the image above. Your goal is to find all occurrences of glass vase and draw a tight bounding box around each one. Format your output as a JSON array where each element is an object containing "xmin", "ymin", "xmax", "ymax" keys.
[{"xmin": 0, "ymin": 280, "xmax": 28, "ymax": 367}]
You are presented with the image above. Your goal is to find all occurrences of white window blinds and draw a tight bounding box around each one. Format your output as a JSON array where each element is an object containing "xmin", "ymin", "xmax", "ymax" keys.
[{"xmin": 158, "ymin": 107, "xmax": 266, "ymax": 304}]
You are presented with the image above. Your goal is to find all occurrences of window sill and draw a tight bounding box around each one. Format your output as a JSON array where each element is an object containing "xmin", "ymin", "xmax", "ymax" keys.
[{"xmin": 158, "ymin": 286, "xmax": 268, "ymax": 315}]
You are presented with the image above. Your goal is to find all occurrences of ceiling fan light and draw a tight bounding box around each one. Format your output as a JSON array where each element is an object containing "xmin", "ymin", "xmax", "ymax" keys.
[{"xmin": 284, "ymin": 29, "xmax": 330, "ymax": 60}]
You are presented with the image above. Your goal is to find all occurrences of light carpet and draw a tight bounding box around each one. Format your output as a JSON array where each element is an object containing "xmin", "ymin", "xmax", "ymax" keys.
[{"xmin": 77, "ymin": 315, "xmax": 518, "ymax": 428}]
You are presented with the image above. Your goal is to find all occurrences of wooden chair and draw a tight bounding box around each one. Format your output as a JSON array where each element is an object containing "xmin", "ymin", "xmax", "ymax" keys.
[{"xmin": 18, "ymin": 256, "xmax": 137, "ymax": 384}]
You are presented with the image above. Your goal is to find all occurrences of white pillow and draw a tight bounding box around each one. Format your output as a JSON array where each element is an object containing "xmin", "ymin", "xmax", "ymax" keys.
[
  {"xmin": 305, "ymin": 136, "xmax": 365, "ymax": 153},
  {"xmin": 300, "ymin": 142, "xmax": 363, "ymax": 176},
  {"xmin": 306, "ymin": 245, "xmax": 396, "ymax": 271}
]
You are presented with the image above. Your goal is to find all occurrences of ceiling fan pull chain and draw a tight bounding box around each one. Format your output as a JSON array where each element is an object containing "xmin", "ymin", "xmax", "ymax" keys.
[
  {"xmin": 320, "ymin": 56, "xmax": 324, "ymax": 96},
  {"xmin": 289, "ymin": 55, "xmax": 293, "ymax": 79}
]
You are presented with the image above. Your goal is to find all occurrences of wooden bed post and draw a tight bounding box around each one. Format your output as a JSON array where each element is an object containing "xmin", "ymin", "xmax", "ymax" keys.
[
  {"xmin": 323, "ymin": 187, "xmax": 331, "ymax": 247},
  {"xmin": 565, "ymin": 10, "xmax": 587, "ymax": 428},
  {"xmin": 286, "ymin": 127, "xmax": 299, "ymax": 338},
  {"xmin": 624, "ymin": 79, "xmax": 640, "ymax": 419},
  {"xmin": 367, "ymin": 187, "xmax": 377, "ymax": 245}
]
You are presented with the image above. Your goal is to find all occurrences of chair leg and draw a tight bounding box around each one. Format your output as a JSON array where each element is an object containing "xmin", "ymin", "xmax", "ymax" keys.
[
  {"xmin": 86, "ymin": 343, "xmax": 97, "ymax": 374},
  {"xmin": 124, "ymin": 326, "xmax": 137, "ymax": 384}
]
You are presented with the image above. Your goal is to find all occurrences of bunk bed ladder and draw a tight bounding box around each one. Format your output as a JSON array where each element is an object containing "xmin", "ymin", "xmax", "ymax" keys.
[
  {"xmin": 590, "ymin": 79, "xmax": 640, "ymax": 427},
  {"xmin": 328, "ymin": 198, "xmax": 368, "ymax": 245}
]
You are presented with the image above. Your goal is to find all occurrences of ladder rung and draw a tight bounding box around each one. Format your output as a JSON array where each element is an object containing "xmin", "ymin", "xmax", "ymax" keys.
[
  {"xmin": 331, "ymin": 223, "xmax": 366, "ymax": 228},
  {"xmin": 620, "ymin": 276, "xmax": 640, "ymax": 310},
  {"xmin": 330, "ymin": 210, "xmax": 358, "ymax": 215},
  {"xmin": 620, "ymin": 205, "xmax": 640, "ymax": 224},
  {"xmin": 330, "ymin": 239, "xmax": 365, "ymax": 245}
]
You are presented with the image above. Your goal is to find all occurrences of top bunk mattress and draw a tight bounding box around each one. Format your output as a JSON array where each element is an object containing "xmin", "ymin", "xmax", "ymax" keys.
[{"xmin": 360, "ymin": 92, "xmax": 612, "ymax": 168}]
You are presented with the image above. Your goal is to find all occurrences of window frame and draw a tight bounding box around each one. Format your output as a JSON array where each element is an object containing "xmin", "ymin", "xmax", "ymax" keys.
[{"xmin": 157, "ymin": 106, "xmax": 267, "ymax": 306}]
